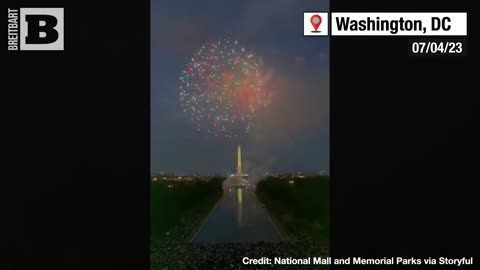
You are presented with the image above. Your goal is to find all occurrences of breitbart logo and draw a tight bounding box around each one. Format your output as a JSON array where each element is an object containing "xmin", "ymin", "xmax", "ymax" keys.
[{"xmin": 7, "ymin": 8, "xmax": 64, "ymax": 51}]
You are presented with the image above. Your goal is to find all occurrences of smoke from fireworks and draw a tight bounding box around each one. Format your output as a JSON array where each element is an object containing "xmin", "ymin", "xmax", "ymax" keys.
[{"xmin": 179, "ymin": 38, "xmax": 270, "ymax": 139}]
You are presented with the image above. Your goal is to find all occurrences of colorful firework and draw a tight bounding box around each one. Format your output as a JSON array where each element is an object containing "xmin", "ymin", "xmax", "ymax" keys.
[{"xmin": 179, "ymin": 38, "xmax": 270, "ymax": 139}]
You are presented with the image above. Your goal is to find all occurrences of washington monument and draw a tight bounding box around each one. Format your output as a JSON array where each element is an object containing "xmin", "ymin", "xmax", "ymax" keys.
[{"xmin": 237, "ymin": 144, "xmax": 242, "ymax": 176}]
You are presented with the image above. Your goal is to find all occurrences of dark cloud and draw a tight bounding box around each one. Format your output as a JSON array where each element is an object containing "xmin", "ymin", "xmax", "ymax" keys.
[
  {"xmin": 151, "ymin": 16, "xmax": 217, "ymax": 54},
  {"xmin": 241, "ymin": 68, "xmax": 329, "ymax": 174}
]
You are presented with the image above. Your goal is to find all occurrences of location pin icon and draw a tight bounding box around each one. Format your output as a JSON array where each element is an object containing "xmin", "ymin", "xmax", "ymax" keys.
[{"xmin": 310, "ymin": 15, "xmax": 322, "ymax": 32}]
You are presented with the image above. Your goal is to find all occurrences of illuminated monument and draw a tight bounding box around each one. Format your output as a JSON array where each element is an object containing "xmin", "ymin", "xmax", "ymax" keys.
[
  {"xmin": 236, "ymin": 145, "xmax": 245, "ymax": 224},
  {"xmin": 223, "ymin": 144, "xmax": 249, "ymax": 190},
  {"xmin": 237, "ymin": 144, "xmax": 242, "ymax": 176}
]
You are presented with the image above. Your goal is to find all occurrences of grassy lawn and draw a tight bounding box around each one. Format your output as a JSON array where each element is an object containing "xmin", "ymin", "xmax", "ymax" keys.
[
  {"xmin": 150, "ymin": 177, "xmax": 224, "ymax": 241},
  {"xmin": 255, "ymin": 175, "xmax": 330, "ymax": 241}
]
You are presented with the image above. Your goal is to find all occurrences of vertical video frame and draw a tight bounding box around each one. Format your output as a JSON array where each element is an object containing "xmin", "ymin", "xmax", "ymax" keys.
[{"xmin": 151, "ymin": 1, "xmax": 329, "ymax": 268}]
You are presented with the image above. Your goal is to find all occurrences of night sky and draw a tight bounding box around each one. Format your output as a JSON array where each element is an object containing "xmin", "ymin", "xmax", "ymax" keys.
[{"xmin": 151, "ymin": 0, "xmax": 329, "ymax": 176}]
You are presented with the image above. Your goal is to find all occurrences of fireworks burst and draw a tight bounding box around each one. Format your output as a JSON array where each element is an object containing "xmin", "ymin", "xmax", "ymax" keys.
[{"xmin": 179, "ymin": 38, "xmax": 270, "ymax": 139}]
